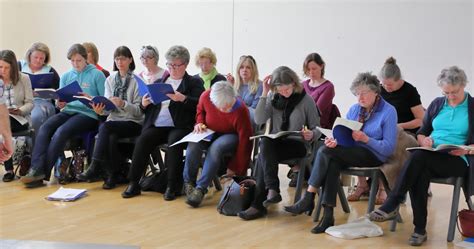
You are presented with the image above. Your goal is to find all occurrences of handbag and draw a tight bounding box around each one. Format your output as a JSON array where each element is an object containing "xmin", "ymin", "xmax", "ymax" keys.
[
  {"xmin": 139, "ymin": 169, "xmax": 168, "ymax": 193},
  {"xmin": 217, "ymin": 176, "xmax": 256, "ymax": 216},
  {"xmin": 458, "ymin": 209, "xmax": 474, "ymax": 238}
]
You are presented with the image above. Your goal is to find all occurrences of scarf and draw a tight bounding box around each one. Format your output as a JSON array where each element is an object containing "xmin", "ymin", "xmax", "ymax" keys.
[
  {"xmin": 271, "ymin": 91, "xmax": 306, "ymax": 131},
  {"xmin": 113, "ymin": 70, "xmax": 132, "ymax": 101},
  {"xmin": 358, "ymin": 95, "xmax": 381, "ymax": 125},
  {"xmin": 199, "ymin": 67, "xmax": 218, "ymax": 90}
]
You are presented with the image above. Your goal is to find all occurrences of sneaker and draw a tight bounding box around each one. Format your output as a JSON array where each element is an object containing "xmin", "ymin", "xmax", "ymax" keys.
[
  {"xmin": 186, "ymin": 187, "xmax": 206, "ymax": 208},
  {"xmin": 2, "ymin": 172, "xmax": 15, "ymax": 182}
]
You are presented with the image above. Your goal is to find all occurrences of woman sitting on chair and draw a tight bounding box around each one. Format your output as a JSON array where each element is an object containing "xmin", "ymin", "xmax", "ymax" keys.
[
  {"xmin": 238, "ymin": 66, "xmax": 321, "ymax": 220},
  {"xmin": 284, "ymin": 72, "xmax": 398, "ymax": 234},
  {"xmin": 0, "ymin": 50, "xmax": 34, "ymax": 182},
  {"xmin": 20, "ymin": 44, "xmax": 106, "ymax": 187},
  {"xmin": 77, "ymin": 46, "xmax": 143, "ymax": 189},
  {"xmin": 122, "ymin": 45, "xmax": 204, "ymax": 200},
  {"xmin": 183, "ymin": 81, "xmax": 253, "ymax": 207},
  {"xmin": 370, "ymin": 66, "xmax": 474, "ymax": 246},
  {"xmin": 348, "ymin": 56, "xmax": 425, "ymax": 204}
]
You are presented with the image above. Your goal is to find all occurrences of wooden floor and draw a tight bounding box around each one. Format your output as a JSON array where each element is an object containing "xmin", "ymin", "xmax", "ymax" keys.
[{"xmin": 0, "ymin": 167, "xmax": 469, "ymax": 249}]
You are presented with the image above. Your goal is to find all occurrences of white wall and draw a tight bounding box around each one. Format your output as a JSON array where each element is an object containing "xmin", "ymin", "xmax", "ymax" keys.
[{"xmin": 1, "ymin": 0, "xmax": 472, "ymax": 114}]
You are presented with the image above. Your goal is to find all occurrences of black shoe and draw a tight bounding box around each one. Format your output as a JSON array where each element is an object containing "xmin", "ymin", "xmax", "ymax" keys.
[
  {"xmin": 2, "ymin": 172, "xmax": 15, "ymax": 182},
  {"xmin": 238, "ymin": 207, "xmax": 267, "ymax": 220},
  {"xmin": 311, "ymin": 216, "xmax": 335, "ymax": 234},
  {"xmin": 263, "ymin": 193, "xmax": 282, "ymax": 208},
  {"xmin": 122, "ymin": 182, "xmax": 141, "ymax": 198},
  {"xmin": 288, "ymin": 171, "xmax": 298, "ymax": 188},
  {"xmin": 77, "ymin": 169, "xmax": 100, "ymax": 183},
  {"xmin": 102, "ymin": 176, "xmax": 116, "ymax": 190},
  {"xmin": 164, "ymin": 187, "xmax": 176, "ymax": 201},
  {"xmin": 284, "ymin": 192, "xmax": 315, "ymax": 215},
  {"xmin": 186, "ymin": 187, "xmax": 206, "ymax": 208},
  {"xmin": 25, "ymin": 179, "xmax": 45, "ymax": 188}
]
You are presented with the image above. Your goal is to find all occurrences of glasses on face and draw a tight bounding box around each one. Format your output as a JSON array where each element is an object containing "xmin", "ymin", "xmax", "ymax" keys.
[
  {"xmin": 166, "ymin": 62, "xmax": 185, "ymax": 69},
  {"xmin": 276, "ymin": 84, "xmax": 293, "ymax": 94},
  {"xmin": 442, "ymin": 88, "xmax": 463, "ymax": 96},
  {"xmin": 114, "ymin": 56, "xmax": 129, "ymax": 62},
  {"xmin": 140, "ymin": 56, "xmax": 154, "ymax": 61},
  {"xmin": 353, "ymin": 90, "xmax": 372, "ymax": 97}
]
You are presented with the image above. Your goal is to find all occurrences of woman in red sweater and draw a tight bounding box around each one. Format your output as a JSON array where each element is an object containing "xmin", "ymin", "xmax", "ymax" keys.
[{"xmin": 184, "ymin": 81, "xmax": 253, "ymax": 207}]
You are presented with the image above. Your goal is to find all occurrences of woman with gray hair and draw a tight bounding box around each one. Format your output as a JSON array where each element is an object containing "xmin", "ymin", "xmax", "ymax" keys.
[
  {"xmin": 284, "ymin": 72, "xmax": 398, "ymax": 234},
  {"xmin": 183, "ymin": 81, "xmax": 253, "ymax": 207},
  {"xmin": 137, "ymin": 45, "xmax": 166, "ymax": 84},
  {"xmin": 122, "ymin": 45, "xmax": 204, "ymax": 201},
  {"xmin": 238, "ymin": 66, "xmax": 321, "ymax": 220},
  {"xmin": 370, "ymin": 66, "xmax": 474, "ymax": 246}
]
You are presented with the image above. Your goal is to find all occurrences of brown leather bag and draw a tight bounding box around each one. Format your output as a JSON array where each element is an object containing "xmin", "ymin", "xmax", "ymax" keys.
[{"xmin": 458, "ymin": 209, "xmax": 474, "ymax": 237}]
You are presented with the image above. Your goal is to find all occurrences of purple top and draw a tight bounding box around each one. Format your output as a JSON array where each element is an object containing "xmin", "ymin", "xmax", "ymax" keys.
[{"xmin": 303, "ymin": 79, "xmax": 335, "ymax": 129}]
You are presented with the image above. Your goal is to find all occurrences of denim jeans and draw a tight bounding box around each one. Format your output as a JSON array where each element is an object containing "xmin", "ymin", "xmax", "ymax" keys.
[
  {"xmin": 30, "ymin": 112, "xmax": 98, "ymax": 179},
  {"xmin": 31, "ymin": 98, "xmax": 56, "ymax": 135},
  {"xmin": 183, "ymin": 134, "xmax": 238, "ymax": 190}
]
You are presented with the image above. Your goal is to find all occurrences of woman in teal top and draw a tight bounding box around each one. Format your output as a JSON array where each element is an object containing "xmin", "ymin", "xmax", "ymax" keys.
[
  {"xmin": 20, "ymin": 44, "xmax": 106, "ymax": 187},
  {"xmin": 370, "ymin": 66, "xmax": 474, "ymax": 246}
]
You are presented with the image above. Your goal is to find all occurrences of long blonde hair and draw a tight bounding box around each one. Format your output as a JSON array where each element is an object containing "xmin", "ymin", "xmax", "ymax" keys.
[{"xmin": 234, "ymin": 55, "xmax": 260, "ymax": 94}]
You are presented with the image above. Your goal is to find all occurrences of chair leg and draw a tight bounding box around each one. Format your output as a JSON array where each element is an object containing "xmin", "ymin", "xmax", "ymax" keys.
[
  {"xmin": 313, "ymin": 188, "xmax": 322, "ymax": 222},
  {"xmin": 447, "ymin": 177, "xmax": 462, "ymax": 242},
  {"xmin": 338, "ymin": 182, "xmax": 350, "ymax": 213},
  {"xmin": 294, "ymin": 162, "xmax": 306, "ymax": 203},
  {"xmin": 366, "ymin": 170, "xmax": 379, "ymax": 213}
]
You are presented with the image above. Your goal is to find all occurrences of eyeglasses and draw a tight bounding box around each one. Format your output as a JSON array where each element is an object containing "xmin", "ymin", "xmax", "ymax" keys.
[
  {"xmin": 353, "ymin": 90, "xmax": 373, "ymax": 97},
  {"xmin": 114, "ymin": 56, "xmax": 129, "ymax": 62},
  {"xmin": 166, "ymin": 62, "xmax": 186, "ymax": 69},
  {"xmin": 140, "ymin": 56, "xmax": 155, "ymax": 61},
  {"xmin": 442, "ymin": 88, "xmax": 463, "ymax": 96},
  {"xmin": 240, "ymin": 55, "xmax": 256, "ymax": 64}
]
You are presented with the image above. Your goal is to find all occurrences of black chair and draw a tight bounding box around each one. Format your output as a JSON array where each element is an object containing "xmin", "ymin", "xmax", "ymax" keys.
[{"xmin": 390, "ymin": 176, "xmax": 473, "ymax": 242}]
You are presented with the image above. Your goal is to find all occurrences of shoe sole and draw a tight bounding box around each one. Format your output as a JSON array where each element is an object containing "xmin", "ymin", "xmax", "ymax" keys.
[{"xmin": 20, "ymin": 175, "xmax": 45, "ymax": 184}]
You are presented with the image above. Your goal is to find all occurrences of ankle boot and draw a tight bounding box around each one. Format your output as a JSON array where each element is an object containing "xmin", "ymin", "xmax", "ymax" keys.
[
  {"xmin": 122, "ymin": 181, "xmax": 141, "ymax": 198},
  {"xmin": 311, "ymin": 215, "xmax": 335, "ymax": 234},
  {"xmin": 102, "ymin": 174, "xmax": 117, "ymax": 189},
  {"xmin": 284, "ymin": 191, "xmax": 316, "ymax": 215},
  {"xmin": 77, "ymin": 160, "xmax": 101, "ymax": 182}
]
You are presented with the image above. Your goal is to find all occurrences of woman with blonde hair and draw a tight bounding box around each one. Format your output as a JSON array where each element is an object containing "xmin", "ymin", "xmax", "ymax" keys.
[
  {"xmin": 194, "ymin": 47, "xmax": 226, "ymax": 89},
  {"xmin": 226, "ymin": 55, "xmax": 263, "ymax": 124}
]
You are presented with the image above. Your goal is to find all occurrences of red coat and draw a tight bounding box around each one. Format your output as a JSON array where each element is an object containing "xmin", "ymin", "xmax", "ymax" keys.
[{"xmin": 196, "ymin": 90, "xmax": 253, "ymax": 175}]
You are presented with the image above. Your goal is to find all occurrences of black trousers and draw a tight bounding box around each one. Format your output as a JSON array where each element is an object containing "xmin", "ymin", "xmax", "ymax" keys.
[
  {"xmin": 92, "ymin": 121, "xmax": 141, "ymax": 174},
  {"xmin": 4, "ymin": 117, "xmax": 29, "ymax": 171},
  {"xmin": 127, "ymin": 126, "xmax": 190, "ymax": 189},
  {"xmin": 259, "ymin": 137, "xmax": 307, "ymax": 193},
  {"xmin": 308, "ymin": 145, "xmax": 382, "ymax": 207},
  {"xmin": 385, "ymin": 150, "xmax": 467, "ymax": 232}
]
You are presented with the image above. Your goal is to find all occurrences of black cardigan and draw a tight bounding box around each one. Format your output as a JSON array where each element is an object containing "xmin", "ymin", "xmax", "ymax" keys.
[
  {"xmin": 141, "ymin": 72, "xmax": 204, "ymax": 131},
  {"xmin": 417, "ymin": 93, "xmax": 474, "ymax": 196}
]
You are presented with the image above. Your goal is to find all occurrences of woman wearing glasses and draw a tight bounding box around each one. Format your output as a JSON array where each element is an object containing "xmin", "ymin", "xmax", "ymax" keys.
[
  {"xmin": 284, "ymin": 72, "xmax": 397, "ymax": 234},
  {"xmin": 226, "ymin": 55, "xmax": 263, "ymax": 125},
  {"xmin": 348, "ymin": 57, "xmax": 425, "ymax": 205},
  {"xmin": 122, "ymin": 45, "xmax": 204, "ymax": 201},
  {"xmin": 370, "ymin": 66, "xmax": 474, "ymax": 246},
  {"xmin": 238, "ymin": 66, "xmax": 321, "ymax": 220},
  {"xmin": 194, "ymin": 47, "xmax": 226, "ymax": 90},
  {"xmin": 77, "ymin": 46, "xmax": 143, "ymax": 189},
  {"xmin": 0, "ymin": 50, "xmax": 34, "ymax": 182},
  {"xmin": 137, "ymin": 45, "xmax": 166, "ymax": 84}
]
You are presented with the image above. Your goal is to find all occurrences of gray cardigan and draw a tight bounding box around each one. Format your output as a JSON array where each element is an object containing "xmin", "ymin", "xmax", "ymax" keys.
[
  {"xmin": 255, "ymin": 92, "xmax": 321, "ymax": 142},
  {"xmin": 104, "ymin": 72, "xmax": 144, "ymax": 124}
]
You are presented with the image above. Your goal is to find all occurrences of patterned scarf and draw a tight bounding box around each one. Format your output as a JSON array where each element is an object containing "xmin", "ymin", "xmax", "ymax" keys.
[
  {"xmin": 113, "ymin": 71, "xmax": 132, "ymax": 101},
  {"xmin": 358, "ymin": 95, "xmax": 381, "ymax": 125},
  {"xmin": 271, "ymin": 91, "xmax": 306, "ymax": 131},
  {"xmin": 199, "ymin": 67, "xmax": 218, "ymax": 90}
]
